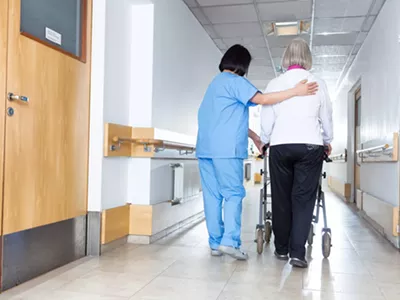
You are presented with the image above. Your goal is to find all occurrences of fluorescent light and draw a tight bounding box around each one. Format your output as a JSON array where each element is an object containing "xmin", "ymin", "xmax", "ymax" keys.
[{"xmin": 274, "ymin": 21, "xmax": 300, "ymax": 36}]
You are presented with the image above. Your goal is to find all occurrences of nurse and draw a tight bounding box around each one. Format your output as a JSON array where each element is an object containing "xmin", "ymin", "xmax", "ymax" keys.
[{"xmin": 196, "ymin": 44, "xmax": 319, "ymax": 260}]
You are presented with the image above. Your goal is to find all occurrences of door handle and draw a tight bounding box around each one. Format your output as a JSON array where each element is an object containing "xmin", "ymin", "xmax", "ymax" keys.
[{"xmin": 8, "ymin": 92, "xmax": 29, "ymax": 103}]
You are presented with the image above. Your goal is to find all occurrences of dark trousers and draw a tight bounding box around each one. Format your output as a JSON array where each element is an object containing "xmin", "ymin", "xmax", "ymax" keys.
[{"xmin": 269, "ymin": 144, "xmax": 324, "ymax": 259}]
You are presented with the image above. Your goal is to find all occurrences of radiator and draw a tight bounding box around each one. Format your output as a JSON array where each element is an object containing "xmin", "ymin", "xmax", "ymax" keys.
[
  {"xmin": 244, "ymin": 163, "xmax": 251, "ymax": 181},
  {"xmin": 169, "ymin": 162, "xmax": 201, "ymax": 205},
  {"xmin": 170, "ymin": 163, "xmax": 184, "ymax": 203}
]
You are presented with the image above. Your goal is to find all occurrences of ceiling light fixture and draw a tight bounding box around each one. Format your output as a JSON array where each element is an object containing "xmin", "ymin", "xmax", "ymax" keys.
[
  {"xmin": 274, "ymin": 21, "xmax": 300, "ymax": 36},
  {"xmin": 263, "ymin": 21, "xmax": 311, "ymax": 37}
]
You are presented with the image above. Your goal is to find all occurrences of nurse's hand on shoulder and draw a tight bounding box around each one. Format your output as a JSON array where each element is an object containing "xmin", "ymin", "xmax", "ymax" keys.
[{"xmin": 295, "ymin": 79, "xmax": 319, "ymax": 96}]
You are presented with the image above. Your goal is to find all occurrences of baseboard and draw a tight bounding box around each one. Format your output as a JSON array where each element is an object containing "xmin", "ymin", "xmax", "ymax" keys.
[
  {"xmin": 356, "ymin": 189, "xmax": 363, "ymax": 211},
  {"xmin": 361, "ymin": 192, "xmax": 399, "ymax": 247},
  {"xmin": 101, "ymin": 204, "xmax": 130, "ymax": 245},
  {"xmin": 328, "ymin": 176, "xmax": 351, "ymax": 201},
  {"xmin": 101, "ymin": 236, "xmax": 128, "ymax": 254},
  {"xmin": 128, "ymin": 211, "xmax": 205, "ymax": 244},
  {"xmin": 1, "ymin": 215, "xmax": 86, "ymax": 291}
]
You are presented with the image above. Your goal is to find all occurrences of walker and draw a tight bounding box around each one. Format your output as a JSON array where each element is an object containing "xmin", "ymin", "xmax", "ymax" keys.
[{"xmin": 254, "ymin": 146, "xmax": 333, "ymax": 258}]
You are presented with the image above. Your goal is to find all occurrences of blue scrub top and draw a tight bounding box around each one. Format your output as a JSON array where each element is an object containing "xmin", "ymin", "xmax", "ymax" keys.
[{"xmin": 196, "ymin": 72, "xmax": 259, "ymax": 159}]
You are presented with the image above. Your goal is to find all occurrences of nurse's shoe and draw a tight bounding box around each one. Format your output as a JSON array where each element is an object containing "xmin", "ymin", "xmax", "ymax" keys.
[
  {"xmin": 211, "ymin": 249, "xmax": 223, "ymax": 257},
  {"xmin": 218, "ymin": 245, "xmax": 249, "ymax": 261}
]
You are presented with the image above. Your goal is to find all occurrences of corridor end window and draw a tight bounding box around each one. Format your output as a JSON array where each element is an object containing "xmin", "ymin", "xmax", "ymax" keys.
[{"xmin": 20, "ymin": 0, "xmax": 87, "ymax": 61}]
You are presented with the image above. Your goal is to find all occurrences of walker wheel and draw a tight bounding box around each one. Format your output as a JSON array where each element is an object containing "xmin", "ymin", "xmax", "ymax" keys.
[
  {"xmin": 256, "ymin": 229, "xmax": 264, "ymax": 254},
  {"xmin": 265, "ymin": 222, "xmax": 272, "ymax": 244},
  {"xmin": 322, "ymin": 232, "xmax": 332, "ymax": 258},
  {"xmin": 308, "ymin": 224, "xmax": 314, "ymax": 246}
]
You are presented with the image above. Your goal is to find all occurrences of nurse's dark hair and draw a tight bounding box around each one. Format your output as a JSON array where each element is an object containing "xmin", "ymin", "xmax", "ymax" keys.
[{"xmin": 219, "ymin": 44, "xmax": 252, "ymax": 77}]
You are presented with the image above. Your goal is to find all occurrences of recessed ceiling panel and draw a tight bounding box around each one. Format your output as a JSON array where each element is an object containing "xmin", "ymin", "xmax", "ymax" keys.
[
  {"xmin": 213, "ymin": 22, "xmax": 262, "ymax": 38},
  {"xmin": 313, "ymin": 32, "xmax": 358, "ymax": 46},
  {"xmin": 314, "ymin": 17, "xmax": 365, "ymax": 34},
  {"xmin": 267, "ymin": 35, "xmax": 310, "ymax": 48},
  {"xmin": 258, "ymin": 0, "xmax": 312, "ymax": 21},
  {"xmin": 250, "ymin": 47, "xmax": 270, "ymax": 59},
  {"xmin": 313, "ymin": 55, "xmax": 348, "ymax": 65},
  {"xmin": 202, "ymin": 5, "xmax": 258, "ymax": 24},
  {"xmin": 315, "ymin": 0, "xmax": 373, "ymax": 18},
  {"xmin": 312, "ymin": 45, "xmax": 353, "ymax": 56}
]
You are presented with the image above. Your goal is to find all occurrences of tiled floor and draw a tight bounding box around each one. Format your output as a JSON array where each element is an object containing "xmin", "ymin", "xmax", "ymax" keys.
[{"xmin": 1, "ymin": 188, "xmax": 399, "ymax": 300}]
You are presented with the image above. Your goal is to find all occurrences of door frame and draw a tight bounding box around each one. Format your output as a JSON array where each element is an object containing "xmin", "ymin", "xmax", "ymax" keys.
[{"xmin": 347, "ymin": 79, "xmax": 362, "ymax": 203}]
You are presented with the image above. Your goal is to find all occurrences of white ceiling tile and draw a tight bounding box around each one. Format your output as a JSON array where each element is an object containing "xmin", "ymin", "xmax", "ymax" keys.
[
  {"xmin": 203, "ymin": 25, "xmax": 219, "ymax": 38},
  {"xmin": 222, "ymin": 36, "xmax": 267, "ymax": 49},
  {"xmin": 315, "ymin": 0, "xmax": 374, "ymax": 18},
  {"xmin": 258, "ymin": 0, "xmax": 312, "ymax": 21},
  {"xmin": 314, "ymin": 17, "xmax": 365, "ymax": 34},
  {"xmin": 251, "ymin": 58, "xmax": 272, "ymax": 66},
  {"xmin": 243, "ymin": 37, "xmax": 267, "ymax": 48},
  {"xmin": 363, "ymin": 16, "xmax": 376, "ymax": 31},
  {"xmin": 213, "ymin": 22, "xmax": 262, "ymax": 38},
  {"xmin": 250, "ymin": 47, "xmax": 270, "ymax": 59},
  {"xmin": 270, "ymin": 47, "xmax": 286, "ymax": 57},
  {"xmin": 272, "ymin": 57, "xmax": 282, "ymax": 67},
  {"xmin": 312, "ymin": 64, "xmax": 345, "ymax": 72},
  {"xmin": 248, "ymin": 65, "xmax": 274, "ymax": 75},
  {"xmin": 312, "ymin": 45, "xmax": 353, "ymax": 56},
  {"xmin": 313, "ymin": 32, "xmax": 358, "ymax": 46},
  {"xmin": 213, "ymin": 38, "xmax": 227, "ymax": 49},
  {"xmin": 197, "ymin": 0, "xmax": 253, "ymax": 6},
  {"xmin": 202, "ymin": 5, "xmax": 258, "ymax": 24},
  {"xmin": 267, "ymin": 35, "xmax": 310, "ymax": 48},
  {"xmin": 312, "ymin": 55, "xmax": 348, "ymax": 65},
  {"xmin": 370, "ymin": 0, "xmax": 385, "ymax": 15},
  {"xmin": 183, "ymin": 0, "xmax": 198, "ymax": 8},
  {"xmin": 191, "ymin": 8, "xmax": 210, "ymax": 25}
]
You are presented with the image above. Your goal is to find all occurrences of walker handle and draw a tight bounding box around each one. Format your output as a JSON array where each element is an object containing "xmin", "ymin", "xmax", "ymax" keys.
[
  {"xmin": 257, "ymin": 144, "xmax": 270, "ymax": 159},
  {"xmin": 324, "ymin": 146, "xmax": 332, "ymax": 163}
]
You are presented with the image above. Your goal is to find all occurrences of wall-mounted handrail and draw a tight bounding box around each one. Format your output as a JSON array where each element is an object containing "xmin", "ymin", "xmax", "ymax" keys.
[
  {"xmin": 111, "ymin": 136, "xmax": 195, "ymax": 154},
  {"xmin": 356, "ymin": 144, "xmax": 389, "ymax": 157},
  {"xmin": 331, "ymin": 153, "xmax": 346, "ymax": 160}
]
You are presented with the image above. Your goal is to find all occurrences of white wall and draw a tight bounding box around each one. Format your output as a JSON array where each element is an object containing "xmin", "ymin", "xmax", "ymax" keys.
[
  {"xmin": 151, "ymin": 0, "xmax": 221, "ymax": 136},
  {"xmin": 101, "ymin": 0, "xmax": 133, "ymax": 210},
  {"xmin": 329, "ymin": 0, "xmax": 400, "ymax": 206},
  {"xmin": 89, "ymin": 0, "xmax": 221, "ymax": 211}
]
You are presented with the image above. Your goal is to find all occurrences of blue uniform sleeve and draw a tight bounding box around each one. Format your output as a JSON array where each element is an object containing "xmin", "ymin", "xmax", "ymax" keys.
[{"xmin": 231, "ymin": 76, "xmax": 259, "ymax": 107}]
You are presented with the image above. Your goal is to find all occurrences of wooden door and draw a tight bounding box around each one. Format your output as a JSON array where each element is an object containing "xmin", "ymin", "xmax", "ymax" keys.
[
  {"xmin": 354, "ymin": 87, "xmax": 361, "ymax": 192},
  {"xmin": 2, "ymin": 0, "xmax": 92, "ymax": 235}
]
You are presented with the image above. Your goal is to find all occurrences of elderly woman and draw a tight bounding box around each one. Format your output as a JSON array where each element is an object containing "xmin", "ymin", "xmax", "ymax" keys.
[{"xmin": 260, "ymin": 38, "xmax": 333, "ymax": 268}]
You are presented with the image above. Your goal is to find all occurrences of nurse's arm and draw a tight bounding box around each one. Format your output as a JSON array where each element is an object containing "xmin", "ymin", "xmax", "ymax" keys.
[{"xmin": 251, "ymin": 79, "xmax": 319, "ymax": 105}]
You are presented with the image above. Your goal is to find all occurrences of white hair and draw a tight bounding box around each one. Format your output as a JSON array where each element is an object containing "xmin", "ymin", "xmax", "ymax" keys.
[{"xmin": 281, "ymin": 38, "xmax": 312, "ymax": 70}]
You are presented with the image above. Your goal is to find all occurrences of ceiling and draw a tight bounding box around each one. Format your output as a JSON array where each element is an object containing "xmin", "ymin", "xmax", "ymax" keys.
[{"xmin": 183, "ymin": 0, "xmax": 386, "ymax": 96}]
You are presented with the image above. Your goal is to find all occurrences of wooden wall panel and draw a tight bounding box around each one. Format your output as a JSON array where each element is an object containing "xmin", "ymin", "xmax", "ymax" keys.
[
  {"xmin": 129, "ymin": 205, "xmax": 153, "ymax": 236},
  {"xmin": 328, "ymin": 176, "xmax": 351, "ymax": 201},
  {"xmin": 101, "ymin": 205, "xmax": 130, "ymax": 245}
]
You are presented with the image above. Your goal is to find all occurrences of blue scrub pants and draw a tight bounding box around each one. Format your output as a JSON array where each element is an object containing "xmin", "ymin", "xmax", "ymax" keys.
[{"xmin": 198, "ymin": 158, "xmax": 245, "ymax": 249}]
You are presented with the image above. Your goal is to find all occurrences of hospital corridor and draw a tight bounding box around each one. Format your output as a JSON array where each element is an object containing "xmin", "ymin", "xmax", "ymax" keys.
[{"xmin": 0, "ymin": 0, "xmax": 399, "ymax": 299}]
